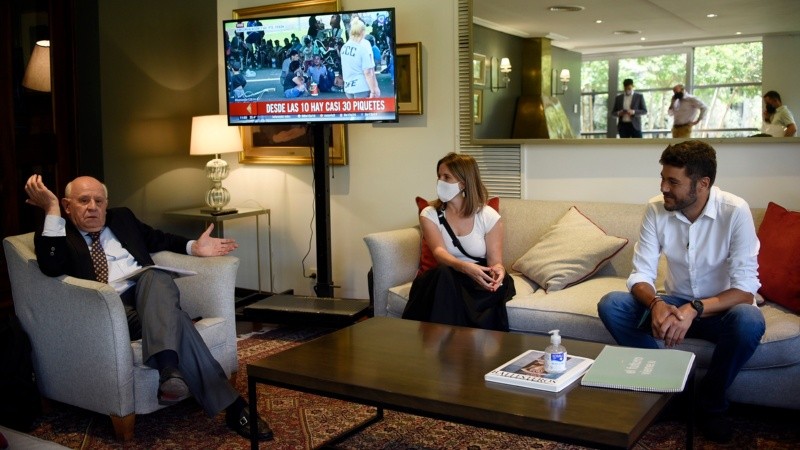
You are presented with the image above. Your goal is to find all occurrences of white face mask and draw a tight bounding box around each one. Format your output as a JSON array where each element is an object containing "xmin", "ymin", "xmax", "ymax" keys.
[{"xmin": 437, "ymin": 180, "xmax": 462, "ymax": 203}]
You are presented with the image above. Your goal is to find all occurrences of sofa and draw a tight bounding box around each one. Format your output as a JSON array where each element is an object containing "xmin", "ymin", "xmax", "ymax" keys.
[{"xmin": 364, "ymin": 198, "xmax": 800, "ymax": 410}]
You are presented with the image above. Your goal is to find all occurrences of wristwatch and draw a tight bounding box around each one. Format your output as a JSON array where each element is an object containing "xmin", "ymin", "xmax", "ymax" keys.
[{"xmin": 690, "ymin": 300, "xmax": 704, "ymax": 320}]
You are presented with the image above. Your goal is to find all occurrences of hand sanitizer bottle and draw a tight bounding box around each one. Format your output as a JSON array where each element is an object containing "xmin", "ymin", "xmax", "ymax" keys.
[{"xmin": 544, "ymin": 329, "xmax": 567, "ymax": 374}]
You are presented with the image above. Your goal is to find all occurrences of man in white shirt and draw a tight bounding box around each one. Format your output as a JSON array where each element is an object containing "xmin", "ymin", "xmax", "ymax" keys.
[
  {"xmin": 668, "ymin": 84, "xmax": 707, "ymax": 138},
  {"xmin": 762, "ymin": 90, "xmax": 797, "ymax": 137},
  {"xmin": 597, "ymin": 141, "xmax": 765, "ymax": 443}
]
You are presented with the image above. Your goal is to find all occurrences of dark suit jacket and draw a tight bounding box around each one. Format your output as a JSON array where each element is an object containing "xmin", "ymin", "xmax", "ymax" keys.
[
  {"xmin": 34, "ymin": 207, "xmax": 189, "ymax": 280},
  {"xmin": 612, "ymin": 92, "xmax": 647, "ymax": 132}
]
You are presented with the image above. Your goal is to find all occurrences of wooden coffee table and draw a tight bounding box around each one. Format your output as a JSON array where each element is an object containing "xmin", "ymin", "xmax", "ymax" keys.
[{"xmin": 247, "ymin": 317, "xmax": 693, "ymax": 449}]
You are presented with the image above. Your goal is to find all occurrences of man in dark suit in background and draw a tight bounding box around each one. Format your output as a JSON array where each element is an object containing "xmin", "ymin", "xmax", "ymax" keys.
[
  {"xmin": 612, "ymin": 78, "xmax": 648, "ymax": 138},
  {"xmin": 23, "ymin": 175, "xmax": 272, "ymax": 441}
]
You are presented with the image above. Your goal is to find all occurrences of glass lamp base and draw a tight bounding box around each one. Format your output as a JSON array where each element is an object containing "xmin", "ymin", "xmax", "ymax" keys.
[{"xmin": 200, "ymin": 207, "xmax": 238, "ymax": 216}]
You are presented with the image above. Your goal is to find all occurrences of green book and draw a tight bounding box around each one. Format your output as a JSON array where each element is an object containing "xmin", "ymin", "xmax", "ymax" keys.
[{"xmin": 580, "ymin": 345, "xmax": 695, "ymax": 393}]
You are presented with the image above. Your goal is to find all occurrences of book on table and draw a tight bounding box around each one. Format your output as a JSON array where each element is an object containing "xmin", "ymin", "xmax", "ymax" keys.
[
  {"xmin": 484, "ymin": 350, "xmax": 594, "ymax": 392},
  {"xmin": 580, "ymin": 345, "xmax": 695, "ymax": 393}
]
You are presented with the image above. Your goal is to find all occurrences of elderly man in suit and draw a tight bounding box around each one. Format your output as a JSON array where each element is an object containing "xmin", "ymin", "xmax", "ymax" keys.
[
  {"xmin": 23, "ymin": 174, "xmax": 273, "ymax": 441},
  {"xmin": 612, "ymin": 78, "xmax": 648, "ymax": 138}
]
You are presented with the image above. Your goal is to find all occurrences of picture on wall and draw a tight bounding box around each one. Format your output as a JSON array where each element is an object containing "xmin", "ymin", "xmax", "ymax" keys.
[{"xmin": 472, "ymin": 53, "xmax": 486, "ymax": 86}]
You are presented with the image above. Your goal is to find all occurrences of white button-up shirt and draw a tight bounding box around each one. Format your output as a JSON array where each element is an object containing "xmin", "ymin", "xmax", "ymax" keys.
[
  {"xmin": 669, "ymin": 93, "xmax": 707, "ymax": 126},
  {"xmin": 626, "ymin": 187, "xmax": 761, "ymax": 301}
]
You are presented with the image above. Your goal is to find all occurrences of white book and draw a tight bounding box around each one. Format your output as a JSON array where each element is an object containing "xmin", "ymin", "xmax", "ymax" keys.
[
  {"xmin": 484, "ymin": 350, "xmax": 594, "ymax": 392},
  {"xmin": 112, "ymin": 265, "xmax": 197, "ymax": 283}
]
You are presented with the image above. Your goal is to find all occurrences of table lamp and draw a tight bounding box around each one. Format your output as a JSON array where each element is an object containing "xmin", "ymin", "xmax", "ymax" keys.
[
  {"xmin": 190, "ymin": 115, "xmax": 243, "ymax": 215},
  {"xmin": 22, "ymin": 40, "xmax": 51, "ymax": 92}
]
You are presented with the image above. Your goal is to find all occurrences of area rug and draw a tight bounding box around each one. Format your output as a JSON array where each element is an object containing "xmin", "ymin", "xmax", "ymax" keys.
[{"xmin": 25, "ymin": 325, "xmax": 800, "ymax": 449}]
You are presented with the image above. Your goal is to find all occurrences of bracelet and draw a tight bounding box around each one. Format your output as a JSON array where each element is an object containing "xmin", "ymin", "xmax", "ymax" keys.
[{"xmin": 649, "ymin": 296, "xmax": 664, "ymax": 310}]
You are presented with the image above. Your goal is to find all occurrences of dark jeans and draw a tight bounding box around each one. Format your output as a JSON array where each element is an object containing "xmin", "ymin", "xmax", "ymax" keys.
[{"xmin": 598, "ymin": 291, "xmax": 765, "ymax": 412}]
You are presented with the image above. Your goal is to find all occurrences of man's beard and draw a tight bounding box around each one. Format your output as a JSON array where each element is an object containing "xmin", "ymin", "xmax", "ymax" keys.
[{"xmin": 664, "ymin": 182, "xmax": 698, "ymax": 212}]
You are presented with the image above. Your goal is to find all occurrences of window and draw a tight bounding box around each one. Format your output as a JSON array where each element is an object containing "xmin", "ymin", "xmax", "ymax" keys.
[{"xmin": 580, "ymin": 41, "xmax": 763, "ymax": 138}]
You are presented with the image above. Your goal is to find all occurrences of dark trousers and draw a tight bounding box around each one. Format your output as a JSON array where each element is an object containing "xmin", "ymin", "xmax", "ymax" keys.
[
  {"xmin": 125, "ymin": 270, "xmax": 239, "ymax": 416},
  {"xmin": 618, "ymin": 122, "xmax": 642, "ymax": 138},
  {"xmin": 403, "ymin": 266, "xmax": 515, "ymax": 331}
]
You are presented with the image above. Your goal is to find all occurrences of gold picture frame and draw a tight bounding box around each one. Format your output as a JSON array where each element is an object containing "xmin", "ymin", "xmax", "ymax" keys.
[
  {"xmin": 472, "ymin": 53, "xmax": 486, "ymax": 86},
  {"xmin": 473, "ymin": 90, "xmax": 483, "ymax": 124},
  {"xmin": 396, "ymin": 42, "xmax": 423, "ymax": 115},
  {"xmin": 233, "ymin": 0, "xmax": 347, "ymax": 165}
]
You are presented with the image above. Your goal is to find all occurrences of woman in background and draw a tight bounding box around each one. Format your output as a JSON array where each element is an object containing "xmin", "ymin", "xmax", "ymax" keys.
[{"xmin": 402, "ymin": 153, "xmax": 515, "ymax": 331}]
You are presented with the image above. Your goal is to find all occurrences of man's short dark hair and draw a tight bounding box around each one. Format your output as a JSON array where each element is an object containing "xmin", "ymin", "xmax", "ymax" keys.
[
  {"xmin": 763, "ymin": 90, "xmax": 782, "ymax": 102},
  {"xmin": 623, "ymin": 78, "xmax": 634, "ymax": 87},
  {"xmin": 659, "ymin": 140, "xmax": 717, "ymax": 186},
  {"xmin": 289, "ymin": 50, "xmax": 299, "ymax": 57}
]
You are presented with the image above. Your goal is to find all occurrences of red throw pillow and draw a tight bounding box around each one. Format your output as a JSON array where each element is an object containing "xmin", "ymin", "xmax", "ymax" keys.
[
  {"xmin": 415, "ymin": 196, "xmax": 500, "ymax": 276},
  {"xmin": 757, "ymin": 202, "xmax": 800, "ymax": 312}
]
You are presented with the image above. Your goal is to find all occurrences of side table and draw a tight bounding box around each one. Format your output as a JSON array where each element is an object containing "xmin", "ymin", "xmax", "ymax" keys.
[{"xmin": 164, "ymin": 207, "xmax": 273, "ymax": 293}]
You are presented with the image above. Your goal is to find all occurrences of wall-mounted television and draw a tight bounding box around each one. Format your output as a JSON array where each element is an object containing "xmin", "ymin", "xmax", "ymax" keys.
[{"xmin": 223, "ymin": 8, "xmax": 397, "ymax": 125}]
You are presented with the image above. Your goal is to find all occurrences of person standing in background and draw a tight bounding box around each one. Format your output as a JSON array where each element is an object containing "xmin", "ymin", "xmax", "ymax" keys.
[
  {"xmin": 612, "ymin": 78, "xmax": 648, "ymax": 138},
  {"xmin": 668, "ymin": 84, "xmax": 707, "ymax": 138},
  {"xmin": 762, "ymin": 91, "xmax": 797, "ymax": 137}
]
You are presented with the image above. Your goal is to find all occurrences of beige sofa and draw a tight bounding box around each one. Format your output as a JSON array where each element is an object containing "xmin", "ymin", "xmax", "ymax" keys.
[{"xmin": 364, "ymin": 198, "xmax": 800, "ymax": 410}]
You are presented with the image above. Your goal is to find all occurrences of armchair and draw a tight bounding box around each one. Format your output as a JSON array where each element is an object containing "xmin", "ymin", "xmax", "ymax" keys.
[{"xmin": 3, "ymin": 232, "xmax": 239, "ymax": 441}]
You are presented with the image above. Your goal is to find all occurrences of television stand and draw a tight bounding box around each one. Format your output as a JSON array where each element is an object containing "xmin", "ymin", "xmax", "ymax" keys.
[{"xmin": 311, "ymin": 123, "xmax": 334, "ymax": 298}]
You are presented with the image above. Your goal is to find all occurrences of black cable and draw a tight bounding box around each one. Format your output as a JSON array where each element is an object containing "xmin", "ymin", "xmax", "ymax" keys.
[{"xmin": 300, "ymin": 124, "xmax": 316, "ymax": 279}]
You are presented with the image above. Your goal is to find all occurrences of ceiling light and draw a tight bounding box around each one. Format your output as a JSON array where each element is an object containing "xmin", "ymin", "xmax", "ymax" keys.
[
  {"xmin": 595, "ymin": 20, "xmax": 603, "ymax": 24},
  {"xmin": 613, "ymin": 30, "xmax": 641, "ymax": 35},
  {"xmin": 736, "ymin": 31, "xmax": 742, "ymax": 35},
  {"xmin": 707, "ymin": 13, "xmax": 718, "ymax": 18},
  {"xmin": 548, "ymin": 5, "xmax": 585, "ymax": 12},
  {"xmin": 640, "ymin": 37, "xmax": 646, "ymax": 41}
]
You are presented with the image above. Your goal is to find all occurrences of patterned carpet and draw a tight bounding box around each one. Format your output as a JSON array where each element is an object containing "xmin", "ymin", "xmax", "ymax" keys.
[{"xmin": 23, "ymin": 325, "xmax": 800, "ymax": 449}]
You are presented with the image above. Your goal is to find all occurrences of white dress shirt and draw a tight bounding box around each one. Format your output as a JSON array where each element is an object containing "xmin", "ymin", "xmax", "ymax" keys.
[
  {"xmin": 626, "ymin": 186, "xmax": 760, "ymax": 302},
  {"xmin": 622, "ymin": 92, "xmax": 633, "ymax": 122},
  {"xmin": 669, "ymin": 93, "xmax": 707, "ymax": 126}
]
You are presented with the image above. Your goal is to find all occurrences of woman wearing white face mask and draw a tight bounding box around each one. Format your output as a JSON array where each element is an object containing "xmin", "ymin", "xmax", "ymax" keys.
[{"xmin": 402, "ymin": 152, "xmax": 516, "ymax": 331}]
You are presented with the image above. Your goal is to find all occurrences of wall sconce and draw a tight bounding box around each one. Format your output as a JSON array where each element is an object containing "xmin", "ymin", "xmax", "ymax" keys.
[
  {"xmin": 22, "ymin": 40, "xmax": 51, "ymax": 92},
  {"xmin": 552, "ymin": 68, "xmax": 571, "ymax": 95},
  {"xmin": 498, "ymin": 57, "xmax": 512, "ymax": 88}
]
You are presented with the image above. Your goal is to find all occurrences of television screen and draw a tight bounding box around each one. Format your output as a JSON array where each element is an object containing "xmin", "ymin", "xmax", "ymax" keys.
[{"xmin": 223, "ymin": 8, "xmax": 398, "ymax": 125}]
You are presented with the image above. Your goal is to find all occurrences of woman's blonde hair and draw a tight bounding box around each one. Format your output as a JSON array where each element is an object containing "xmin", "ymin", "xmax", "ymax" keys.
[
  {"xmin": 432, "ymin": 152, "xmax": 488, "ymax": 217},
  {"xmin": 349, "ymin": 17, "xmax": 365, "ymax": 39}
]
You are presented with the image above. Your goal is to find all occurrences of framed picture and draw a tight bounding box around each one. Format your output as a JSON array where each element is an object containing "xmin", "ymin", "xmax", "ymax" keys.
[
  {"xmin": 473, "ymin": 90, "xmax": 483, "ymax": 124},
  {"xmin": 396, "ymin": 42, "xmax": 423, "ymax": 115},
  {"xmin": 472, "ymin": 53, "xmax": 486, "ymax": 86},
  {"xmin": 233, "ymin": 0, "xmax": 347, "ymax": 166}
]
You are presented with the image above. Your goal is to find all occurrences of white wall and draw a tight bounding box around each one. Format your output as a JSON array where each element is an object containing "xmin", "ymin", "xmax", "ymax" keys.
[
  {"xmin": 214, "ymin": 1, "xmax": 800, "ymax": 301},
  {"xmin": 763, "ymin": 34, "xmax": 800, "ymax": 120},
  {"xmin": 522, "ymin": 143, "xmax": 800, "ymax": 209}
]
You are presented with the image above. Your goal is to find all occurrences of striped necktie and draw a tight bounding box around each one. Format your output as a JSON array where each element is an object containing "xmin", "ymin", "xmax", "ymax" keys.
[{"xmin": 88, "ymin": 231, "xmax": 108, "ymax": 283}]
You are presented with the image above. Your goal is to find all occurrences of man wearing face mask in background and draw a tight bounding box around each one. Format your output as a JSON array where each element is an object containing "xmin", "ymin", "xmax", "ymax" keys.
[
  {"xmin": 612, "ymin": 78, "xmax": 648, "ymax": 138},
  {"xmin": 401, "ymin": 153, "xmax": 515, "ymax": 331},
  {"xmin": 762, "ymin": 91, "xmax": 797, "ymax": 137},
  {"xmin": 668, "ymin": 84, "xmax": 707, "ymax": 138}
]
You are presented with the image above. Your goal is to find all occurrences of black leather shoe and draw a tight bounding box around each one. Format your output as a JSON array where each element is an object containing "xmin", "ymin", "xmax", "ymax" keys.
[
  {"xmin": 157, "ymin": 367, "xmax": 189, "ymax": 406},
  {"xmin": 226, "ymin": 406, "xmax": 273, "ymax": 441}
]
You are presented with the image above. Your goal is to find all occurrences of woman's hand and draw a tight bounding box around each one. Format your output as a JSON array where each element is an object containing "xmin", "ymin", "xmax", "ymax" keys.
[{"xmin": 464, "ymin": 262, "xmax": 504, "ymax": 292}]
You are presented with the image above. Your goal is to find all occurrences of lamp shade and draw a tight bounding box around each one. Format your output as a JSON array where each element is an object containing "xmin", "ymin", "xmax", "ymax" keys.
[
  {"xmin": 499, "ymin": 57, "xmax": 512, "ymax": 72},
  {"xmin": 190, "ymin": 115, "xmax": 243, "ymax": 156},
  {"xmin": 22, "ymin": 40, "xmax": 51, "ymax": 92},
  {"xmin": 559, "ymin": 69, "xmax": 571, "ymax": 82}
]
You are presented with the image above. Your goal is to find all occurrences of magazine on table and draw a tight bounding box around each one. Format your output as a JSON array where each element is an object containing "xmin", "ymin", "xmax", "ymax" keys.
[{"xmin": 484, "ymin": 350, "xmax": 594, "ymax": 392}]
